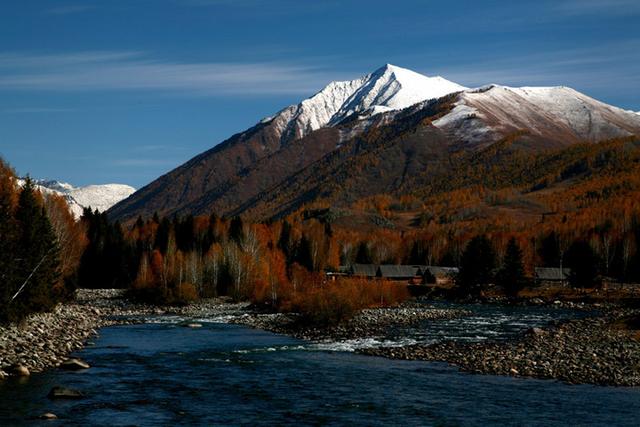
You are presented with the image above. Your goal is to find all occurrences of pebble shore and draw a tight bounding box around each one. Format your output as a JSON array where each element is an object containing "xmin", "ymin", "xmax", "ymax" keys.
[
  {"xmin": 2, "ymin": 289, "xmax": 638, "ymax": 387},
  {"xmin": 360, "ymin": 309, "xmax": 640, "ymax": 387},
  {"xmin": 232, "ymin": 306, "xmax": 470, "ymax": 341},
  {"xmin": 0, "ymin": 289, "xmax": 248, "ymax": 379}
]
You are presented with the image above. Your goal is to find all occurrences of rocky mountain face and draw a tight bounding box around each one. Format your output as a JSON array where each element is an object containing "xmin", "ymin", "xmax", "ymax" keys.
[{"xmin": 108, "ymin": 65, "xmax": 640, "ymax": 222}]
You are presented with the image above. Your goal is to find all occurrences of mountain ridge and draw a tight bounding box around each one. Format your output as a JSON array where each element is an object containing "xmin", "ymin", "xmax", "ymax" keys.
[{"xmin": 108, "ymin": 64, "xmax": 640, "ymax": 222}]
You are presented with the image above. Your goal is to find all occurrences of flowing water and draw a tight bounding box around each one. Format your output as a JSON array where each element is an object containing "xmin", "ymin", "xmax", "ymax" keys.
[{"xmin": 1, "ymin": 304, "xmax": 638, "ymax": 426}]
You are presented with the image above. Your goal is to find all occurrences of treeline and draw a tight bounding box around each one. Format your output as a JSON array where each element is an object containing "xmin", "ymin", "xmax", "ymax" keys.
[
  {"xmin": 76, "ymin": 211, "xmax": 409, "ymax": 324},
  {"xmin": 455, "ymin": 234, "xmax": 610, "ymax": 299},
  {"xmin": 0, "ymin": 160, "xmax": 84, "ymax": 322}
]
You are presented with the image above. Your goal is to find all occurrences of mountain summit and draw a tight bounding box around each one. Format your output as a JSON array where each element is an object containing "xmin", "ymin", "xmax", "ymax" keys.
[
  {"xmin": 266, "ymin": 64, "xmax": 466, "ymax": 142},
  {"xmin": 108, "ymin": 64, "xmax": 640, "ymax": 222}
]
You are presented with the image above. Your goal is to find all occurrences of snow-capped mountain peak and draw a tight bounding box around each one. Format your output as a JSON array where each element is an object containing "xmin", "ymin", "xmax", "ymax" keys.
[
  {"xmin": 264, "ymin": 64, "xmax": 467, "ymax": 142},
  {"xmin": 18, "ymin": 179, "xmax": 135, "ymax": 218},
  {"xmin": 330, "ymin": 64, "xmax": 466, "ymax": 124}
]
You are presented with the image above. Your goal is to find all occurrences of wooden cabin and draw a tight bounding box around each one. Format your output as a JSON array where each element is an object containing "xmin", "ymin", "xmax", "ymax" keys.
[
  {"xmin": 376, "ymin": 265, "xmax": 421, "ymax": 282},
  {"xmin": 534, "ymin": 267, "xmax": 571, "ymax": 287},
  {"xmin": 421, "ymin": 266, "xmax": 459, "ymax": 285}
]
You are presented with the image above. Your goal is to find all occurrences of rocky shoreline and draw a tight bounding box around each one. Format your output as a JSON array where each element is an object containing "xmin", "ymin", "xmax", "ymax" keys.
[
  {"xmin": 232, "ymin": 305, "xmax": 470, "ymax": 341},
  {"xmin": 3, "ymin": 289, "xmax": 638, "ymax": 388},
  {"xmin": 360, "ymin": 309, "xmax": 640, "ymax": 387},
  {"xmin": 0, "ymin": 289, "xmax": 249, "ymax": 379}
]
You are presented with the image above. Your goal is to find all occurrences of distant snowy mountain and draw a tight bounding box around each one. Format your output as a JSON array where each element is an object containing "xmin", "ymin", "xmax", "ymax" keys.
[
  {"xmin": 265, "ymin": 64, "xmax": 466, "ymax": 142},
  {"xmin": 19, "ymin": 179, "xmax": 135, "ymax": 218}
]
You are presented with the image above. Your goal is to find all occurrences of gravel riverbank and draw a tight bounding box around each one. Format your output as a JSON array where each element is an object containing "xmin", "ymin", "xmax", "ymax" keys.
[
  {"xmin": 360, "ymin": 309, "xmax": 640, "ymax": 386},
  {"xmin": 4, "ymin": 289, "xmax": 636, "ymax": 387},
  {"xmin": 0, "ymin": 289, "xmax": 248, "ymax": 379},
  {"xmin": 232, "ymin": 305, "xmax": 471, "ymax": 341}
]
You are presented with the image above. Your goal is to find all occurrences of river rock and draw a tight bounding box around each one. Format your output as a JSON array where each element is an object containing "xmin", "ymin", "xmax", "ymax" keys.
[
  {"xmin": 528, "ymin": 327, "xmax": 545, "ymax": 336},
  {"xmin": 47, "ymin": 386, "xmax": 84, "ymax": 400},
  {"xmin": 10, "ymin": 365, "xmax": 30, "ymax": 377},
  {"xmin": 40, "ymin": 413, "xmax": 58, "ymax": 420},
  {"xmin": 60, "ymin": 358, "xmax": 90, "ymax": 370}
]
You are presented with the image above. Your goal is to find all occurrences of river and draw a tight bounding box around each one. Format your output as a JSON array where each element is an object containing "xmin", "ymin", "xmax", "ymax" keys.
[{"xmin": 1, "ymin": 304, "xmax": 639, "ymax": 426}]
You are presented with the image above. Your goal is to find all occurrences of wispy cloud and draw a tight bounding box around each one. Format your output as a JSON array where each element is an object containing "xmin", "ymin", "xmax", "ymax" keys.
[
  {"xmin": 46, "ymin": 5, "xmax": 95, "ymax": 15},
  {"xmin": 555, "ymin": 0, "xmax": 640, "ymax": 15},
  {"xmin": 2, "ymin": 107, "xmax": 75, "ymax": 114},
  {"xmin": 431, "ymin": 40, "xmax": 640, "ymax": 97},
  {"xmin": 0, "ymin": 51, "xmax": 339, "ymax": 96}
]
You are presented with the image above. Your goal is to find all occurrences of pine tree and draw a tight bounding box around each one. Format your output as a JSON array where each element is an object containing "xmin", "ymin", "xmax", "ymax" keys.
[
  {"xmin": 229, "ymin": 216, "xmax": 244, "ymax": 244},
  {"xmin": 295, "ymin": 235, "xmax": 315, "ymax": 271},
  {"xmin": 0, "ymin": 160, "xmax": 18, "ymax": 320},
  {"xmin": 10, "ymin": 179, "xmax": 61, "ymax": 320},
  {"xmin": 355, "ymin": 241, "xmax": 373, "ymax": 264},
  {"xmin": 497, "ymin": 237, "xmax": 528, "ymax": 298},
  {"xmin": 457, "ymin": 235, "xmax": 496, "ymax": 297},
  {"xmin": 566, "ymin": 241, "xmax": 600, "ymax": 288}
]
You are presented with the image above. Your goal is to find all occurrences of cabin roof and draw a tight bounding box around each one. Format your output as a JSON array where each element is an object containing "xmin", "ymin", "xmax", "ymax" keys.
[
  {"xmin": 535, "ymin": 267, "xmax": 571, "ymax": 281},
  {"xmin": 349, "ymin": 264, "xmax": 378, "ymax": 277},
  {"xmin": 377, "ymin": 264, "xmax": 420, "ymax": 278},
  {"xmin": 422, "ymin": 266, "xmax": 459, "ymax": 277}
]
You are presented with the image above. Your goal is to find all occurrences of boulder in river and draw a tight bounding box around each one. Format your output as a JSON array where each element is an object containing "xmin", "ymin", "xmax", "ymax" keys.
[
  {"xmin": 47, "ymin": 386, "xmax": 84, "ymax": 400},
  {"xmin": 60, "ymin": 358, "xmax": 90, "ymax": 370},
  {"xmin": 10, "ymin": 365, "xmax": 30, "ymax": 377},
  {"xmin": 40, "ymin": 413, "xmax": 58, "ymax": 420}
]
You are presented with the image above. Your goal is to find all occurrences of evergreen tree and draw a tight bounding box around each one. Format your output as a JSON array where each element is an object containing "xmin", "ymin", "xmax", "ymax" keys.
[
  {"xmin": 0, "ymin": 162, "xmax": 17, "ymax": 320},
  {"xmin": 566, "ymin": 240, "xmax": 600, "ymax": 288},
  {"xmin": 229, "ymin": 216, "xmax": 244, "ymax": 244},
  {"xmin": 78, "ymin": 211, "xmax": 139, "ymax": 289},
  {"xmin": 154, "ymin": 217, "xmax": 171, "ymax": 254},
  {"xmin": 295, "ymin": 235, "xmax": 315, "ymax": 271},
  {"xmin": 457, "ymin": 235, "xmax": 496, "ymax": 296},
  {"xmin": 278, "ymin": 220, "xmax": 293, "ymax": 263},
  {"xmin": 355, "ymin": 241, "xmax": 373, "ymax": 264},
  {"xmin": 408, "ymin": 239, "xmax": 428, "ymax": 265},
  {"xmin": 497, "ymin": 237, "xmax": 528, "ymax": 298},
  {"xmin": 175, "ymin": 214, "xmax": 195, "ymax": 252},
  {"xmin": 538, "ymin": 232, "xmax": 561, "ymax": 267},
  {"xmin": 10, "ymin": 179, "xmax": 61, "ymax": 320}
]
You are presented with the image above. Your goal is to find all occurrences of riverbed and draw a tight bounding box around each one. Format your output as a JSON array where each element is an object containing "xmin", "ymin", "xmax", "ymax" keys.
[{"xmin": 1, "ymin": 305, "xmax": 639, "ymax": 426}]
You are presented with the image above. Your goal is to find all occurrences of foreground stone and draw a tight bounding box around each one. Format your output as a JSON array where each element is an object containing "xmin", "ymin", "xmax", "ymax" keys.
[
  {"xmin": 60, "ymin": 358, "xmax": 90, "ymax": 370},
  {"xmin": 10, "ymin": 365, "xmax": 30, "ymax": 377},
  {"xmin": 40, "ymin": 413, "xmax": 58, "ymax": 420},
  {"xmin": 47, "ymin": 386, "xmax": 84, "ymax": 400},
  {"xmin": 360, "ymin": 310, "xmax": 640, "ymax": 387}
]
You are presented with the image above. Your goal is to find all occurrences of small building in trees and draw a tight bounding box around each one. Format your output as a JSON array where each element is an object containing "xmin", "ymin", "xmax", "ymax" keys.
[
  {"xmin": 348, "ymin": 264, "xmax": 378, "ymax": 278},
  {"xmin": 377, "ymin": 265, "xmax": 421, "ymax": 282},
  {"xmin": 421, "ymin": 266, "xmax": 459, "ymax": 285},
  {"xmin": 534, "ymin": 267, "xmax": 571, "ymax": 287}
]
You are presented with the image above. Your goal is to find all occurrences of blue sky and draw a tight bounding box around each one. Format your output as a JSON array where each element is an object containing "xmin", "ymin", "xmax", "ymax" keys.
[{"xmin": 1, "ymin": 0, "xmax": 639, "ymax": 188}]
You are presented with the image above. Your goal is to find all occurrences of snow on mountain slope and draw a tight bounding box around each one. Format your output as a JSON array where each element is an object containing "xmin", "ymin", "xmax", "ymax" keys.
[
  {"xmin": 19, "ymin": 179, "xmax": 135, "ymax": 218},
  {"xmin": 330, "ymin": 64, "xmax": 466, "ymax": 124},
  {"xmin": 264, "ymin": 64, "xmax": 466, "ymax": 142},
  {"xmin": 434, "ymin": 85, "xmax": 640, "ymax": 144}
]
